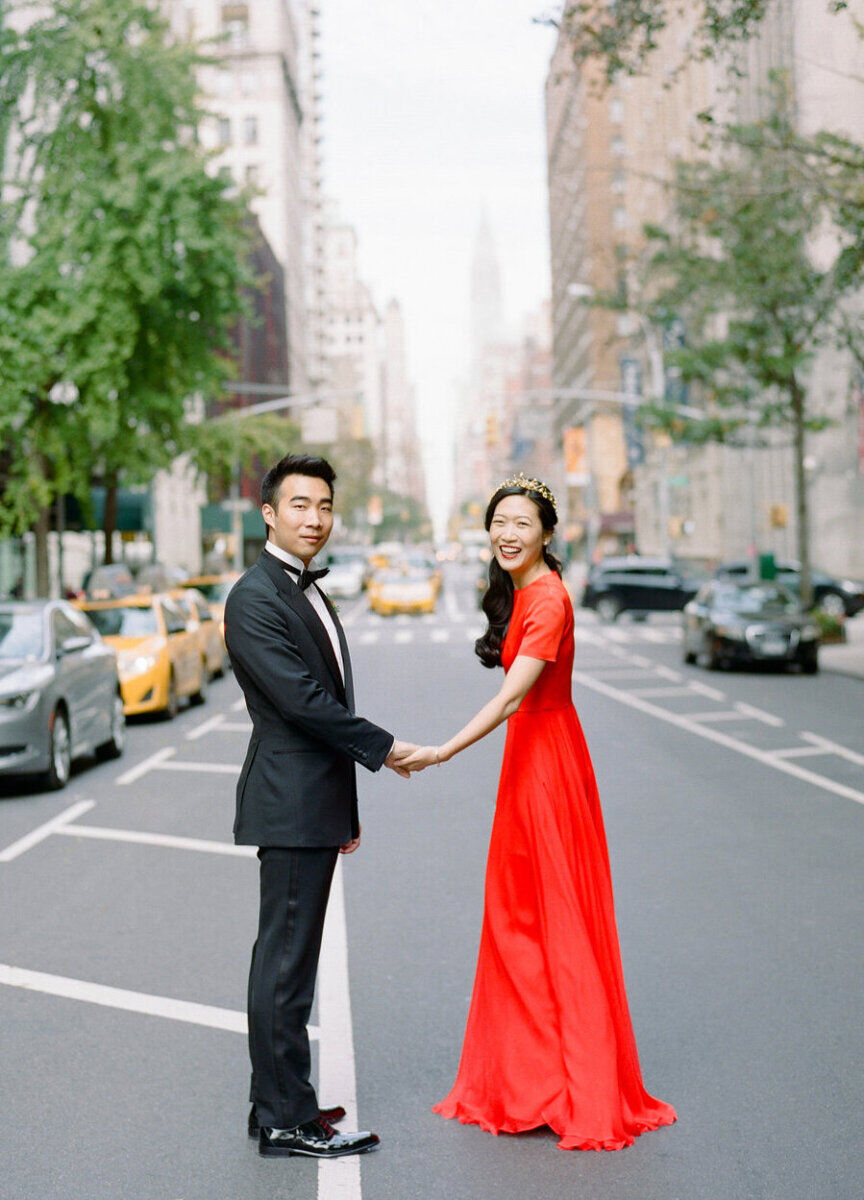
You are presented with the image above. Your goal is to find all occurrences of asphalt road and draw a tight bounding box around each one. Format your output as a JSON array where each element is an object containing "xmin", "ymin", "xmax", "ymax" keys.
[{"xmin": 1, "ymin": 564, "xmax": 862, "ymax": 1200}]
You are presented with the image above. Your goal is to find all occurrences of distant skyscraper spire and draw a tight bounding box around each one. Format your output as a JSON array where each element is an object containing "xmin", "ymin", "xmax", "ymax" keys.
[{"xmin": 470, "ymin": 206, "xmax": 504, "ymax": 369}]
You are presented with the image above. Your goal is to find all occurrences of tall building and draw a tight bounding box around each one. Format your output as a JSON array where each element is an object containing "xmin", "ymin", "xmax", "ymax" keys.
[
  {"xmin": 168, "ymin": 1, "xmax": 308, "ymax": 392},
  {"xmin": 470, "ymin": 208, "xmax": 505, "ymax": 374},
  {"xmin": 381, "ymin": 301, "xmax": 424, "ymax": 504}
]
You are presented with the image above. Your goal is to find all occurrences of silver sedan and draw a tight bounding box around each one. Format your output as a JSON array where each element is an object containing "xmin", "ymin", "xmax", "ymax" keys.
[{"xmin": 0, "ymin": 600, "xmax": 125, "ymax": 790}]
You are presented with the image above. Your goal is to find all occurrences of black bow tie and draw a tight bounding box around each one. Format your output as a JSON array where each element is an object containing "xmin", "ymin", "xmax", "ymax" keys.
[{"xmin": 284, "ymin": 563, "xmax": 330, "ymax": 591}]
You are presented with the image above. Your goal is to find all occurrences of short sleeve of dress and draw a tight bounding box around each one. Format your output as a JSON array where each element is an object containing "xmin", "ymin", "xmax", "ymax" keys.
[{"xmin": 515, "ymin": 585, "xmax": 569, "ymax": 663}]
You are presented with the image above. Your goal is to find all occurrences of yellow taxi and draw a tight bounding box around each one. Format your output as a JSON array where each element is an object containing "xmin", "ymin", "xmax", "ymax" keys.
[
  {"xmin": 180, "ymin": 573, "xmax": 240, "ymax": 646},
  {"xmin": 75, "ymin": 593, "xmax": 207, "ymax": 718},
  {"xmin": 170, "ymin": 587, "xmax": 228, "ymax": 680},
  {"xmin": 368, "ymin": 565, "xmax": 438, "ymax": 616}
]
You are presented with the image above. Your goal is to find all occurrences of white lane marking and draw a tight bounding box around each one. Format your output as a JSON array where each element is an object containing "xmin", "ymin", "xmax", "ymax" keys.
[
  {"xmin": 772, "ymin": 745, "xmax": 837, "ymax": 760},
  {"xmin": 57, "ymin": 824, "xmax": 257, "ymax": 858},
  {"xmin": 630, "ymin": 654, "xmax": 658, "ymax": 669},
  {"xmin": 799, "ymin": 731, "xmax": 864, "ymax": 767},
  {"xmin": 641, "ymin": 627, "xmax": 679, "ymax": 643},
  {"xmin": 317, "ymin": 859, "xmax": 361, "ymax": 1199},
  {"xmin": 152, "ymin": 759, "xmax": 240, "ymax": 775},
  {"xmin": 185, "ymin": 712, "xmax": 227, "ymax": 741},
  {"xmin": 358, "ymin": 631, "xmax": 379, "ymax": 645},
  {"xmin": 689, "ymin": 681, "xmax": 726, "ymax": 700},
  {"xmin": 445, "ymin": 588, "xmax": 464, "ymax": 622},
  {"xmin": 653, "ymin": 664, "xmax": 683, "ymax": 681},
  {"xmin": 231, "ymin": 698, "xmax": 247, "ymax": 712},
  {"xmin": 0, "ymin": 962, "xmax": 321, "ymax": 1040},
  {"xmin": 116, "ymin": 746, "xmax": 176, "ymax": 785},
  {"xmin": 431, "ymin": 629, "xmax": 450, "ymax": 643},
  {"xmin": 734, "ymin": 702, "xmax": 785, "ymax": 727},
  {"xmin": 603, "ymin": 628, "xmax": 630, "ymax": 642},
  {"xmin": 588, "ymin": 668, "xmax": 659, "ymax": 680},
  {"xmin": 394, "ymin": 631, "xmax": 413, "ymax": 644},
  {"xmin": 687, "ymin": 710, "xmax": 762, "ymax": 723},
  {"xmin": 573, "ymin": 670, "xmax": 864, "ymax": 806},
  {"xmin": 629, "ymin": 686, "xmax": 701, "ymax": 698},
  {"xmin": 0, "ymin": 800, "xmax": 95, "ymax": 863}
]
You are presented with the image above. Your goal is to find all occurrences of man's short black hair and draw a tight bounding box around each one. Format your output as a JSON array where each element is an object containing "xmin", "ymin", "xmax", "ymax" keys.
[{"xmin": 260, "ymin": 453, "xmax": 337, "ymax": 511}]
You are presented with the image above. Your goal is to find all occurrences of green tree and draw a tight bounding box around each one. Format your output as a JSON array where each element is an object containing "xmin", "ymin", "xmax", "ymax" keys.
[
  {"xmin": 637, "ymin": 105, "xmax": 864, "ymax": 605},
  {"xmin": 548, "ymin": 0, "xmax": 850, "ymax": 83},
  {"xmin": 0, "ymin": 0, "xmax": 253, "ymax": 592}
]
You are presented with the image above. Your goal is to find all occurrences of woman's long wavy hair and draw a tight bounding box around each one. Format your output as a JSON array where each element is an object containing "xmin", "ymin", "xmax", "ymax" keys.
[{"xmin": 474, "ymin": 482, "xmax": 563, "ymax": 669}]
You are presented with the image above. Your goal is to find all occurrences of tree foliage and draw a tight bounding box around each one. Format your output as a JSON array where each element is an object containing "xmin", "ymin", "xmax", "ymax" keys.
[
  {"xmin": 0, "ymin": 0, "xmax": 255, "ymax": 584},
  {"xmin": 547, "ymin": 0, "xmax": 850, "ymax": 82},
  {"xmin": 636, "ymin": 102, "xmax": 864, "ymax": 602}
]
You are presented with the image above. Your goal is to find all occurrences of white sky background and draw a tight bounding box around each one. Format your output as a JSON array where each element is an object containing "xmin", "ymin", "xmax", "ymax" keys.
[{"xmin": 319, "ymin": 1, "xmax": 559, "ymax": 535}]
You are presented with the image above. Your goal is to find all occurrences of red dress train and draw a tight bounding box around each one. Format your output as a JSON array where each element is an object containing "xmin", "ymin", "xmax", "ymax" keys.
[{"xmin": 432, "ymin": 572, "xmax": 676, "ymax": 1150}]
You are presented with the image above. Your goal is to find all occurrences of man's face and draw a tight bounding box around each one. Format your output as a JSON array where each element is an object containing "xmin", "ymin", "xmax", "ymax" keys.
[{"xmin": 262, "ymin": 474, "xmax": 334, "ymax": 564}]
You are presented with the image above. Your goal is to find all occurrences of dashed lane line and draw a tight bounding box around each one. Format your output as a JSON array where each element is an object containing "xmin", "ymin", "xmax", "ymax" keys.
[
  {"xmin": 572, "ymin": 669, "xmax": 864, "ymax": 807},
  {"xmin": 57, "ymin": 823, "xmax": 256, "ymax": 858},
  {"xmin": 116, "ymin": 746, "xmax": 176, "ymax": 785},
  {"xmin": 0, "ymin": 800, "xmax": 95, "ymax": 863},
  {"xmin": 0, "ymin": 963, "xmax": 320, "ymax": 1040},
  {"xmin": 186, "ymin": 712, "xmax": 252, "ymax": 740}
]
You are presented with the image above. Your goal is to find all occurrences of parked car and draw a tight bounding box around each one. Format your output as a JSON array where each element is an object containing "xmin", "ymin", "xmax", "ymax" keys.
[
  {"xmin": 321, "ymin": 558, "xmax": 365, "ymax": 600},
  {"xmin": 170, "ymin": 587, "xmax": 228, "ymax": 680},
  {"xmin": 326, "ymin": 546, "xmax": 374, "ymax": 590},
  {"xmin": 180, "ymin": 572, "xmax": 241, "ymax": 645},
  {"xmin": 80, "ymin": 562, "xmax": 137, "ymax": 600},
  {"xmin": 682, "ymin": 581, "xmax": 820, "ymax": 672},
  {"xmin": 76, "ymin": 593, "xmax": 207, "ymax": 718},
  {"xmin": 714, "ymin": 559, "xmax": 864, "ymax": 618},
  {"xmin": 0, "ymin": 600, "xmax": 125, "ymax": 790},
  {"xmin": 368, "ymin": 567, "xmax": 438, "ymax": 616},
  {"xmin": 581, "ymin": 556, "xmax": 708, "ymax": 621}
]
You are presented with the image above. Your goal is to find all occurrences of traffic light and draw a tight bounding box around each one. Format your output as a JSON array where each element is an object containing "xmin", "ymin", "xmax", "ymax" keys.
[
  {"xmin": 769, "ymin": 503, "xmax": 788, "ymax": 528},
  {"xmin": 485, "ymin": 413, "xmax": 499, "ymax": 447}
]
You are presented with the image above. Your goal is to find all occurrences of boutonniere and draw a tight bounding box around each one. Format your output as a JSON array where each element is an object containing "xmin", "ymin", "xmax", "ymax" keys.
[{"xmin": 331, "ymin": 601, "xmax": 341, "ymax": 615}]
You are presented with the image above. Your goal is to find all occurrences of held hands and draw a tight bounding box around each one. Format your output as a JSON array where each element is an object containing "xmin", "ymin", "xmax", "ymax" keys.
[
  {"xmin": 384, "ymin": 740, "xmax": 418, "ymax": 779},
  {"xmin": 398, "ymin": 745, "xmax": 442, "ymax": 773}
]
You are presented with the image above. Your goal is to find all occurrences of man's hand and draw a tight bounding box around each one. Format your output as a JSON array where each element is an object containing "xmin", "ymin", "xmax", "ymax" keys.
[
  {"xmin": 384, "ymin": 739, "xmax": 418, "ymax": 779},
  {"xmin": 398, "ymin": 745, "xmax": 441, "ymax": 773},
  {"xmin": 340, "ymin": 825, "xmax": 361, "ymax": 855}
]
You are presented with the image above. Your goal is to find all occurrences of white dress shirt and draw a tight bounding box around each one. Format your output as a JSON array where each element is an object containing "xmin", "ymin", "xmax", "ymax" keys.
[{"xmin": 265, "ymin": 541, "xmax": 344, "ymax": 683}]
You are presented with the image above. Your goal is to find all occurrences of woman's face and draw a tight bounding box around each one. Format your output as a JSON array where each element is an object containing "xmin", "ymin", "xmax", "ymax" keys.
[{"xmin": 489, "ymin": 494, "xmax": 548, "ymax": 577}]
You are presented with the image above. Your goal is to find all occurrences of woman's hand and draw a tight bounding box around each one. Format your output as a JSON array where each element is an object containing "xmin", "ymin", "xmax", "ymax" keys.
[{"xmin": 399, "ymin": 745, "xmax": 441, "ymax": 772}]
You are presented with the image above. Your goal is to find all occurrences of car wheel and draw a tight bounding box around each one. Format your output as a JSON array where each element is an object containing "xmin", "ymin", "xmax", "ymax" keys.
[
  {"xmin": 819, "ymin": 591, "xmax": 846, "ymax": 618},
  {"xmin": 96, "ymin": 692, "xmax": 126, "ymax": 761},
  {"xmin": 164, "ymin": 672, "xmax": 179, "ymax": 720},
  {"xmin": 43, "ymin": 708, "xmax": 71, "ymax": 791},
  {"xmin": 683, "ymin": 649, "xmax": 697, "ymax": 665},
  {"xmin": 800, "ymin": 654, "xmax": 819, "ymax": 675},
  {"xmin": 596, "ymin": 596, "xmax": 622, "ymax": 622},
  {"xmin": 190, "ymin": 661, "xmax": 208, "ymax": 706}
]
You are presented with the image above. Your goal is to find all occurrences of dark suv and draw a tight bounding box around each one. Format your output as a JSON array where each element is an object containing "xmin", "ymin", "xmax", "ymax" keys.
[
  {"xmin": 581, "ymin": 556, "xmax": 708, "ymax": 621},
  {"xmin": 714, "ymin": 560, "xmax": 864, "ymax": 618}
]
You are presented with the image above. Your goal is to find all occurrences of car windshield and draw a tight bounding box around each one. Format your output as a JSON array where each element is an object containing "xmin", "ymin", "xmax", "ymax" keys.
[
  {"xmin": 328, "ymin": 549, "xmax": 366, "ymax": 565},
  {"xmin": 191, "ymin": 581, "xmax": 234, "ymax": 602},
  {"xmin": 378, "ymin": 569, "xmax": 428, "ymax": 584},
  {"xmin": 713, "ymin": 585, "xmax": 801, "ymax": 615},
  {"xmin": 86, "ymin": 606, "xmax": 159, "ymax": 637},
  {"xmin": 0, "ymin": 608, "xmax": 44, "ymax": 660}
]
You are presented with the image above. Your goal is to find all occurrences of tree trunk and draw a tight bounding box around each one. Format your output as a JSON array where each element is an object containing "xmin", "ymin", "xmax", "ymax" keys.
[
  {"xmin": 790, "ymin": 376, "xmax": 812, "ymax": 608},
  {"xmin": 103, "ymin": 474, "xmax": 119, "ymax": 565},
  {"xmin": 34, "ymin": 505, "xmax": 51, "ymax": 598}
]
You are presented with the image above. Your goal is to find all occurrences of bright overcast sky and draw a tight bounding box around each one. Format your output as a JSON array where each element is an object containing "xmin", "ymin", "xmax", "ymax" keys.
[{"xmin": 319, "ymin": 1, "xmax": 559, "ymax": 532}]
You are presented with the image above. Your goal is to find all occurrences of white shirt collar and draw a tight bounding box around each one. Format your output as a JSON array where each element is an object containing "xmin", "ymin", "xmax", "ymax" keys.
[{"xmin": 264, "ymin": 541, "xmax": 319, "ymax": 573}]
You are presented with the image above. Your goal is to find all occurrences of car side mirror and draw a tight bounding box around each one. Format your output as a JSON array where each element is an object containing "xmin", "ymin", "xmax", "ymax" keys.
[{"xmin": 59, "ymin": 635, "xmax": 91, "ymax": 656}]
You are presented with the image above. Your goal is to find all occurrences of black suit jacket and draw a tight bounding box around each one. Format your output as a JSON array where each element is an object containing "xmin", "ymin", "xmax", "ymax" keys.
[{"xmin": 224, "ymin": 550, "xmax": 394, "ymax": 847}]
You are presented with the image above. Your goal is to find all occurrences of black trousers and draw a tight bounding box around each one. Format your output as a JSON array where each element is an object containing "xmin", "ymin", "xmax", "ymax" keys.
[{"xmin": 248, "ymin": 845, "xmax": 339, "ymax": 1129}]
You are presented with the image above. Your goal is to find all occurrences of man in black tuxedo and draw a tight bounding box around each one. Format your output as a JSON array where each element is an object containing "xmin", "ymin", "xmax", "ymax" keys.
[{"xmin": 225, "ymin": 453, "xmax": 414, "ymax": 1159}]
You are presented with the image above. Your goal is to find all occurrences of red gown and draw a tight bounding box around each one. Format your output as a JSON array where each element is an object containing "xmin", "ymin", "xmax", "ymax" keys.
[{"xmin": 433, "ymin": 572, "xmax": 676, "ymax": 1150}]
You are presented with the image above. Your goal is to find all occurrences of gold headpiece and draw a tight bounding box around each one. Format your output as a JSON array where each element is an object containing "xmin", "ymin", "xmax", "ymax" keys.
[{"xmin": 491, "ymin": 472, "xmax": 557, "ymax": 513}]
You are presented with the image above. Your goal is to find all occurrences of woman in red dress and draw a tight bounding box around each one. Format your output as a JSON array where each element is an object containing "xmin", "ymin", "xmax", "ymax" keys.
[{"xmin": 401, "ymin": 474, "xmax": 676, "ymax": 1151}]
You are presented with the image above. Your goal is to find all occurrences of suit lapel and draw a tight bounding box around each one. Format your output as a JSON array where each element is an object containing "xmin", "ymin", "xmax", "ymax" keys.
[
  {"xmin": 258, "ymin": 551, "xmax": 346, "ymax": 699},
  {"xmin": 320, "ymin": 587, "xmax": 355, "ymax": 712}
]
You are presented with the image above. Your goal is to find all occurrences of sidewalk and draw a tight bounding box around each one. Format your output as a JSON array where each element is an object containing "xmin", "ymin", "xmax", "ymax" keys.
[{"xmin": 820, "ymin": 614, "xmax": 864, "ymax": 680}]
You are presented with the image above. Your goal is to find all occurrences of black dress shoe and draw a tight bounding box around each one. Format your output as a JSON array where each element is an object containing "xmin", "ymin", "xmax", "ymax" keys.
[
  {"xmin": 248, "ymin": 1104, "xmax": 346, "ymax": 1137},
  {"xmin": 258, "ymin": 1117, "xmax": 380, "ymax": 1158}
]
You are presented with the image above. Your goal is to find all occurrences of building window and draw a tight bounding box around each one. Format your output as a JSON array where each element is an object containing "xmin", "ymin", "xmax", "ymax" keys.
[
  {"xmin": 239, "ymin": 69, "xmax": 256, "ymax": 96},
  {"xmin": 243, "ymin": 115, "xmax": 259, "ymax": 146},
  {"xmin": 611, "ymin": 172, "xmax": 626, "ymax": 195},
  {"xmin": 613, "ymin": 206, "xmax": 627, "ymax": 230},
  {"xmin": 217, "ymin": 116, "xmax": 232, "ymax": 146},
  {"xmin": 609, "ymin": 97, "xmax": 624, "ymax": 123},
  {"xmin": 244, "ymin": 164, "xmax": 260, "ymax": 187},
  {"xmin": 611, "ymin": 136, "xmax": 625, "ymax": 157},
  {"xmin": 215, "ymin": 69, "xmax": 232, "ymax": 98},
  {"xmin": 221, "ymin": 3, "xmax": 249, "ymax": 48}
]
